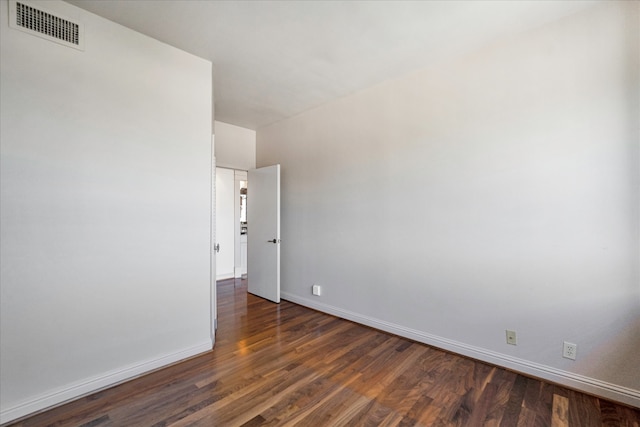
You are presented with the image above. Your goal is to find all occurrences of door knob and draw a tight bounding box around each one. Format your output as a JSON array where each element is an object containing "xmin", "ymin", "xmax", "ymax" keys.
[
  {"xmin": 215, "ymin": 243, "xmax": 220, "ymax": 253},
  {"xmin": 268, "ymin": 239, "xmax": 281, "ymax": 243}
]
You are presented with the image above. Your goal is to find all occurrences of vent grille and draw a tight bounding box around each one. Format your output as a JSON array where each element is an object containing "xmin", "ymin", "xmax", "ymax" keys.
[
  {"xmin": 16, "ymin": 2, "xmax": 79, "ymax": 45},
  {"xmin": 8, "ymin": 0, "xmax": 84, "ymax": 50}
]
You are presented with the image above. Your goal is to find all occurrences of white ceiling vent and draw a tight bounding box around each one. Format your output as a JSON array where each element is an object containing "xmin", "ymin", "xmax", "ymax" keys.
[{"xmin": 8, "ymin": 0, "xmax": 84, "ymax": 50}]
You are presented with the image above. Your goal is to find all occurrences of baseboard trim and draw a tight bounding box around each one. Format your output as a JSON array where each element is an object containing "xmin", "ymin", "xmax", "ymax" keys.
[
  {"xmin": 281, "ymin": 292, "xmax": 640, "ymax": 408},
  {"xmin": 0, "ymin": 340, "xmax": 213, "ymax": 425}
]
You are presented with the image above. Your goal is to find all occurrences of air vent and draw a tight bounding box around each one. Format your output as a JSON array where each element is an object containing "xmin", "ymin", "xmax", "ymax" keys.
[{"xmin": 8, "ymin": 0, "xmax": 84, "ymax": 50}]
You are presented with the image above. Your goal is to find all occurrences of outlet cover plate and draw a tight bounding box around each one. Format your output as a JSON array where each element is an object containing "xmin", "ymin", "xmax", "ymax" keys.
[
  {"xmin": 312, "ymin": 285, "xmax": 321, "ymax": 296},
  {"xmin": 563, "ymin": 341, "xmax": 577, "ymax": 360},
  {"xmin": 506, "ymin": 330, "xmax": 517, "ymax": 345}
]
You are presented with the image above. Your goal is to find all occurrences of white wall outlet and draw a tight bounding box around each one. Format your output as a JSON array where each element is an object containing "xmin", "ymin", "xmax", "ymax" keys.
[
  {"xmin": 563, "ymin": 341, "xmax": 577, "ymax": 360},
  {"xmin": 506, "ymin": 330, "xmax": 517, "ymax": 345},
  {"xmin": 312, "ymin": 285, "xmax": 321, "ymax": 296}
]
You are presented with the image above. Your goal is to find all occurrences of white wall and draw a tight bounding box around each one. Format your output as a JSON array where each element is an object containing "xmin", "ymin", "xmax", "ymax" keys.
[
  {"xmin": 257, "ymin": 1, "xmax": 640, "ymax": 407},
  {"xmin": 214, "ymin": 120, "xmax": 256, "ymax": 171},
  {"xmin": 0, "ymin": 0, "xmax": 213, "ymax": 422}
]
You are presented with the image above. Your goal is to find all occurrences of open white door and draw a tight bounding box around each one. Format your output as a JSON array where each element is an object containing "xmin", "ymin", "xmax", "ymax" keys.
[{"xmin": 247, "ymin": 164, "xmax": 280, "ymax": 303}]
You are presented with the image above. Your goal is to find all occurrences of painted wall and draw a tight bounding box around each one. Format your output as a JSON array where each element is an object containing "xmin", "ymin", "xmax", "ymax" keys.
[
  {"xmin": 0, "ymin": 0, "xmax": 213, "ymax": 422},
  {"xmin": 214, "ymin": 121, "xmax": 256, "ymax": 171},
  {"xmin": 257, "ymin": 1, "xmax": 640, "ymax": 406}
]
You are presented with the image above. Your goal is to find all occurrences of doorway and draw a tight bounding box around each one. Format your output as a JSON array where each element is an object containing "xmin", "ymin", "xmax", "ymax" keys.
[
  {"xmin": 235, "ymin": 172, "xmax": 248, "ymax": 278},
  {"xmin": 215, "ymin": 167, "xmax": 248, "ymax": 281},
  {"xmin": 215, "ymin": 167, "xmax": 235, "ymax": 280},
  {"xmin": 215, "ymin": 165, "xmax": 281, "ymax": 305}
]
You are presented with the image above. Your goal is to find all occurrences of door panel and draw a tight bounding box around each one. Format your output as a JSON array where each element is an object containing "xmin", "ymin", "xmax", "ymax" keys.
[{"xmin": 247, "ymin": 165, "xmax": 280, "ymax": 303}]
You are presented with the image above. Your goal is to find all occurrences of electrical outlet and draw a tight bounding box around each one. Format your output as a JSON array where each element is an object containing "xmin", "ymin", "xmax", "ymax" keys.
[
  {"xmin": 563, "ymin": 341, "xmax": 577, "ymax": 360},
  {"xmin": 312, "ymin": 285, "xmax": 321, "ymax": 296},
  {"xmin": 506, "ymin": 330, "xmax": 517, "ymax": 345}
]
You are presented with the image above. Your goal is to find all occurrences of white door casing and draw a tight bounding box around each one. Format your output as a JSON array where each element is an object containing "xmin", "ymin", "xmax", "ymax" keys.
[{"xmin": 211, "ymin": 135, "xmax": 216, "ymax": 337}]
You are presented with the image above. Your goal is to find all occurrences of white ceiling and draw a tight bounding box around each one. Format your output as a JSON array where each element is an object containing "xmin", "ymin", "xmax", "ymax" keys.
[{"xmin": 66, "ymin": 0, "xmax": 601, "ymax": 130}]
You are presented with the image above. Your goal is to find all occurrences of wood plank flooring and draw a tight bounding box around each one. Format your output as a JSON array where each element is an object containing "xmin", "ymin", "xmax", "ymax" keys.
[{"xmin": 9, "ymin": 278, "xmax": 640, "ymax": 426}]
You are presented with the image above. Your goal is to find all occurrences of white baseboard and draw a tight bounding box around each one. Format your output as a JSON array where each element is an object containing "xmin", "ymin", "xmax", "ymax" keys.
[
  {"xmin": 0, "ymin": 340, "xmax": 213, "ymax": 425},
  {"xmin": 281, "ymin": 292, "xmax": 640, "ymax": 409},
  {"xmin": 216, "ymin": 272, "xmax": 235, "ymax": 281}
]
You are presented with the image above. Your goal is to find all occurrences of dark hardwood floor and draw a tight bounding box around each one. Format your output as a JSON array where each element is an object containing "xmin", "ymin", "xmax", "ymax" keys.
[{"xmin": 9, "ymin": 278, "xmax": 640, "ymax": 426}]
